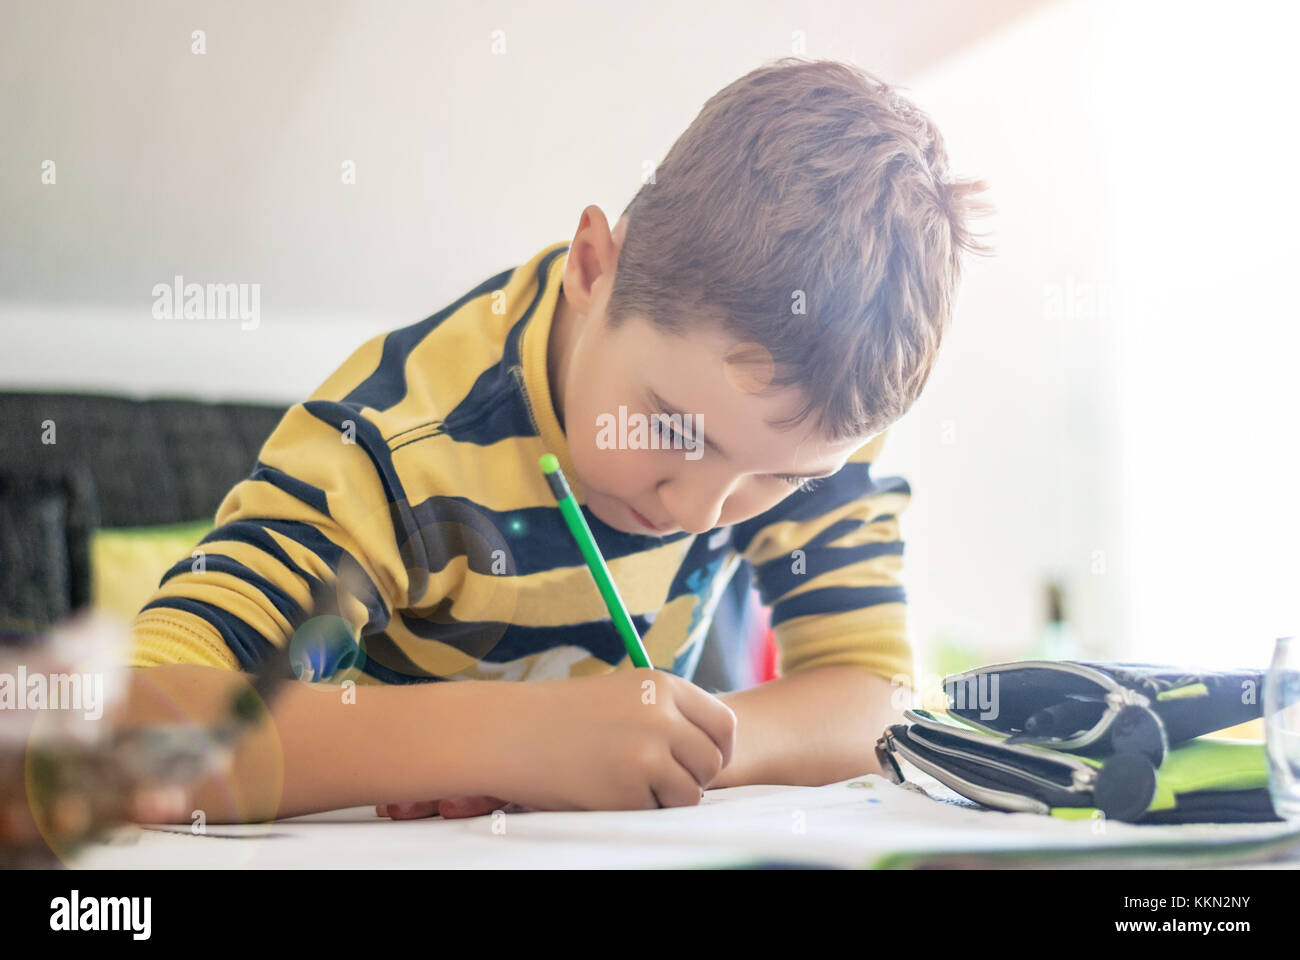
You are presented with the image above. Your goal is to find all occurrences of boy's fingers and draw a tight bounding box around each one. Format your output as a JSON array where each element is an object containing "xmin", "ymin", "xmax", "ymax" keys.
[
  {"xmin": 386, "ymin": 801, "xmax": 440, "ymax": 820},
  {"xmin": 376, "ymin": 797, "xmax": 510, "ymax": 820},
  {"xmin": 437, "ymin": 796, "xmax": 508, "ymax": 819}
]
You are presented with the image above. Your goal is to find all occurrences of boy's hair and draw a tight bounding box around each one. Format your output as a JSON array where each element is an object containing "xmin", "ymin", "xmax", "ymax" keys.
[{"xmin": 608, "ymin": 57, "xmax": 989, "ymax": 441}]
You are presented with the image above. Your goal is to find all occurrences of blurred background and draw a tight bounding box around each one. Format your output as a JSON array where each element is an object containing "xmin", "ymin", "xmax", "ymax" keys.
[{"xmin": 3, "ymin": 0, "xmax": 1298, "ymax": 683}]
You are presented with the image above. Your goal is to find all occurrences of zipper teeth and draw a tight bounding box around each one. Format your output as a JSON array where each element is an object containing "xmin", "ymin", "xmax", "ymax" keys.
[
  {"xmin": 888, "ymin": 739, "xmax": 1052, "ymax": 815},
  {"xmin": 947, "ymin": 659, "xmax": 1119, "ymax": 691},
  {"xmin": 908, "ymin": 730, "xmax": 1080, "ymax": 793},
  {"xmin": 510, "ymin": 363, "xmax": 543, "ymax": 436},
  {"xmin": 906, "ymin": 709, "xmax": 1096, "ymax": 775}
]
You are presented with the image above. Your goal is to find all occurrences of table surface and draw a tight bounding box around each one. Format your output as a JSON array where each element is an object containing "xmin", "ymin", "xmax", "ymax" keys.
[{"xmin": 65, "ymin": 772, "xmax": 1300, "ymax": 870}]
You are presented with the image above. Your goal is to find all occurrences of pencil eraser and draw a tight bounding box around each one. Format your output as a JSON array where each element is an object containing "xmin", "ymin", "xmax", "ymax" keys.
[{"xmin": 539, "ymin": 453, "xmax": 560, "ymax": 474}]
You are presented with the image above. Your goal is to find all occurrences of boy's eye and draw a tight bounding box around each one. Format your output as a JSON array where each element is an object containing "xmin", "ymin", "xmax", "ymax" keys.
[
  {"xmin": 777, "ymin": 475, "xmax": 822, "ymax": 493},
  {"xmin": 653, "ymin": 413, "xmax": 688, "ymax": 443}
]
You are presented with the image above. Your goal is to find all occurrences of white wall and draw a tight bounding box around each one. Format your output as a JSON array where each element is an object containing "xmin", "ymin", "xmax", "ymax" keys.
[
  {"xmin": 13, "ymin": 0, "xmax": 1289, "ymax": 676},
  {"xmin": 0, "ymin": 0, "xmax": 1044, "ymax": 400},
  {"xmin": 885, "ymin": 0, "xmax": 1300, "ymax": 674}
]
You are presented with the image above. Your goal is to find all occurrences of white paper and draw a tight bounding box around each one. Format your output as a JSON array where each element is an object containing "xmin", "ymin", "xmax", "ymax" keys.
[{"xmin": 68, "ymin": 774, "xmax": 1300, "ymax": 870}]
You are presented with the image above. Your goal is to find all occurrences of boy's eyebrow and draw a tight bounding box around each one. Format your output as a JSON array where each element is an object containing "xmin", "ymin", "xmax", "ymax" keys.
[{"xmin": 647, "ymin": 389, "xmax": 840, "ymax": 480}]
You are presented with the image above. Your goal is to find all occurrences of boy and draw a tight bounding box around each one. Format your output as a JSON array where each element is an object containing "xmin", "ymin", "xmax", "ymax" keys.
[{"xmin": 124, "ymin": 58, "xmax": 985, "ymax": 822}]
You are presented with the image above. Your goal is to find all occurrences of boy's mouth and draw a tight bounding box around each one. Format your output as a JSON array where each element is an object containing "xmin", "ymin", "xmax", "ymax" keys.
[{"xmin": 624, "ymin": 502, "xmax": 675, "ymax": 535}]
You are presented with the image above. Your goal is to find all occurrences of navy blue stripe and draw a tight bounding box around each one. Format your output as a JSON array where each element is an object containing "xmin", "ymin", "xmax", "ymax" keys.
[
  {"xmin": 197, "ymin": 520, "xmax": 328, "ymax": 598},
  {"xmin": 415, "ymin": 364, "xmax": 539, "ymax": 447},
  {"xmin": 299, "ymin": 400, "xmax": 419, "ymax": 618},
  {"xmin": 158, "ymin": 554, "xmax": 308, "ymax": 628},
  {"xmin": 500, "ymin": 248, "xmax": 566, "ymax": 371},
  {"xmin": 403, "ymin": 494, "xmax": 691, "ymax": 579},
  {"xmin": 360, "ymin": 656, "xmax": 448, "ymax": 684},
  {"xmin": 396, "ymin": 610, "xmax": 651, "ymax": 666},
  {"xmin": 769, "ymin": 585, "xmax": 907, "ymax": 626},
  {"xmin": 343, "ymin": 266, "xmax": 517, "ymax": 411},
  {"xmin": 250, "ymin": 518, "xmax": 391, "ymax": 634},
  {"xmin": 805, "ymin": 517, "xmax": 865, "ymax": 548},
  {"xmin": 731, "ymin": 464, "xmax": 909, "ymax": 556},
  {"xmin": 141, "ymin": 597, "xmax": 278, "ymax": 671},
  {"xmin": 302, "ymin": 401, "xmax": 409, "ymax": 511},
  {"xmin": 396, "ymin": 496, "xmax": 519, "ymax": 610},
  {"xmin": 248, "ymin": 462, "xmax": 331, "ymax": 517},
  {"xmin": 356, "ymin": 631, "xmax": 447, "ymax": 681},
  {"xmin": 753, "ymin": 542, "xmax": 905, "ymax": 603}
]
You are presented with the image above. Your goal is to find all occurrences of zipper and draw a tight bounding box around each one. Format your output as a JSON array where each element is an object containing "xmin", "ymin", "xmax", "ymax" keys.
[
  {"xmin": 907, "ymin": 728, "xmax": 1081, "ymax": 794},
  {"xmin": 945, "ymin": 660, "xmax": 1151, "ymax": 751},
  {"xmin": 906, "ymin": 709, "xmax": 1099, "ymax": 782},
  {"xmin": 885, "ymin": 735, "xmax": 1053, "ymax": 815}
]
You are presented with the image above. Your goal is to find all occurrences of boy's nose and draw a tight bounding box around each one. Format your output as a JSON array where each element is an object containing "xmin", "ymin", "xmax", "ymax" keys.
[{"xmin": 663, "ymin": 478, "xmax": 733, "ymax": 535}]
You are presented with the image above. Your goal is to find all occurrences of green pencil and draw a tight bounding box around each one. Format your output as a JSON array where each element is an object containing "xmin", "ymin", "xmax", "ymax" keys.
[{"xmin": 539, "ymin": 453, "xmax": 652, "ymax": 668}]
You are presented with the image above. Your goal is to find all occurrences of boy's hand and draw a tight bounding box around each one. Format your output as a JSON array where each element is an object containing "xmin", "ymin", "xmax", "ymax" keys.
[
  {"xmin": 480, "ymin": 669, "xmax": 737, "ymax": 812},
  {"xmin": 376, "ymin": 797, "xmax": 509, "ymax": 820}
]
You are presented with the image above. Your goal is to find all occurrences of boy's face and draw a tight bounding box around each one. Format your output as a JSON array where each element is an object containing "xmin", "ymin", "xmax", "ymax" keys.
[{"xmin": 552, "ymin": 208, "xmax": 870, "ymax": 537}]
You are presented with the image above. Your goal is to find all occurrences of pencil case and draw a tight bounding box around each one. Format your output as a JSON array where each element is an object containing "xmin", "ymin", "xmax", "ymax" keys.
[
  {"xmin": 875, "ymin": 707, "xmax": 1281, "ymax": 824},
  {"xmin": 940, "ymin": 660, "xmax": 1265, "ymax": 767}
]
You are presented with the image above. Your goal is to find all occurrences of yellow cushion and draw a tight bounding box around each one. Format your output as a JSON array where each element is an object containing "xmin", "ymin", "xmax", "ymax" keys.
[{"xmin": 91, "ymin": 520, "xmax": 213, "ymax": 621}]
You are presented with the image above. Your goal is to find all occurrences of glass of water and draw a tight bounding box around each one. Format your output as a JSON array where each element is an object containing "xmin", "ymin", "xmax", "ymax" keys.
[{"xmin": 1264, "ymin": 636, "xmax": 1300, "ymax": 822}]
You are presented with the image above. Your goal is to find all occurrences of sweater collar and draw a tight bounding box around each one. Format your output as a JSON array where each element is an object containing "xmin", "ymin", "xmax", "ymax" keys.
[{"xmin": 520, "ymin": 242, "xmax": 585, "ymax": 502}]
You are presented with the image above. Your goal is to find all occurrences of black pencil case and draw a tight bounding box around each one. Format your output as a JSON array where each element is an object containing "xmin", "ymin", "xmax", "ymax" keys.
[
  {"xmin": 875, "ymin": 707, "xmax": 1281, "ymax": 824},
  {"xmin": 940, "ymin": 660, "xmax": 1265, "ymax": 767}
]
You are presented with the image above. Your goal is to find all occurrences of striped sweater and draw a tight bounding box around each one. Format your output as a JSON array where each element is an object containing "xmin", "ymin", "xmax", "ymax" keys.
[{"xmin": 130, "ymin": 241, "xmax": 915, "ymax": 686}]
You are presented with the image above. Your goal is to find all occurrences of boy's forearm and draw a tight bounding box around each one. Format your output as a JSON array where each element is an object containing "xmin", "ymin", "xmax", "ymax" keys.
[
  {"xmin": 122, "ymin": 665, "xmax": 514, "ymax": 823},
  {"xmin": 712, "ymin": 666, "xmax": 905, "ymax": 788}
]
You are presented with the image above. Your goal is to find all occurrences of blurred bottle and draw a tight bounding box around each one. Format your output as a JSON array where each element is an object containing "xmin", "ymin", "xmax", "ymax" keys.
[
  {"xmin": 1034, "ymin": 579, "xmax": 1080, "ymax": 662},
  {"xmin": 1264, "ymin": 636, "xmax": 1300, "ymax": 823}
]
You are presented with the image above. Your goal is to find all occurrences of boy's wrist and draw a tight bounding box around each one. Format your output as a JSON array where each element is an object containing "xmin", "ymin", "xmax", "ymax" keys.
[{"xmin": 430, "ymin": 678, "xmax": 534, "ymax": 801}]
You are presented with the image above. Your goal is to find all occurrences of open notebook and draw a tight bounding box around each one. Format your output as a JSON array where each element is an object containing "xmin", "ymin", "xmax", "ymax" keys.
[{"xmin": 70, "ymin": 773, "xmax": 1300, "ymax": 869}]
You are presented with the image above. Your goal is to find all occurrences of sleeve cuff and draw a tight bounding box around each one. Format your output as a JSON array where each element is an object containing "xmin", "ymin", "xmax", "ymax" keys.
[{"xmin": 129, "ymin": 608, "xmax": 241, "ymax": 670}]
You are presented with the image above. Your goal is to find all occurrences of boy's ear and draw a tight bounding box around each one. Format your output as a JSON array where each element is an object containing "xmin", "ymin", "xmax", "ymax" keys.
[{"xmin": 612, "ymin": 214, "xmax": 628, "ymax": 251}]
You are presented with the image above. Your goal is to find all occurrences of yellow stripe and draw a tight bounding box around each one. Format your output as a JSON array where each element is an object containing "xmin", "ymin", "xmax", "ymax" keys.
[
  {"xmin": 742, "ymin": 491, "xmax": 909, "ymax": 567},
  {"xmin": 818, "ymin": 512, "xmax": 902, "ymax": 549},
  {"xmin": 408, "ymin": 537, "xmax": 690, "ymax": 626},
  {"xmin": 388, "ymin": 433, "xmax": 564, "ymax": 511},
  {"xmin": 150, "ymin": 573, "xmax": 294, "ymax": 647},
  {"xmin": 376, "ymin": 617, "xmax": 490, "ymax": 676},
  {"xmin": 776, "ymin": 604, "xmax": 912, "ymax": 680},
  {"xmin": 197, "ymin": 538, "xmax": 315, "ymax": 611},
  {"xmin": 779, "ymin": 551, "xmax": 905, "ymax": 603}
]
